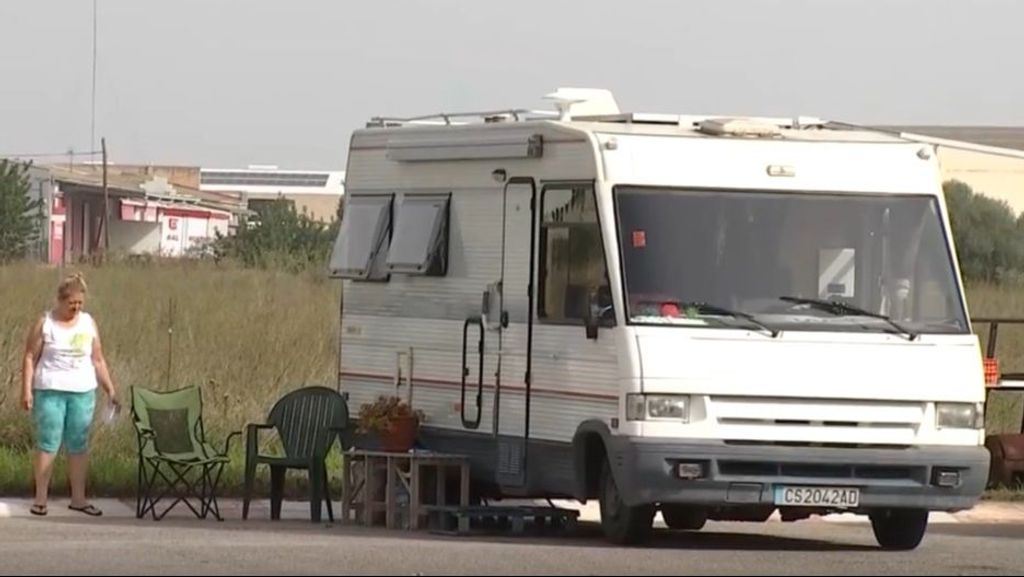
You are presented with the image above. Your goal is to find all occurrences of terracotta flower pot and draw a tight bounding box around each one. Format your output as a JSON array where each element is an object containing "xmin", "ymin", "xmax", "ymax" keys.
[{"xmin": 380, "ymin": 414, "xmax": 419, "ymax": 453}]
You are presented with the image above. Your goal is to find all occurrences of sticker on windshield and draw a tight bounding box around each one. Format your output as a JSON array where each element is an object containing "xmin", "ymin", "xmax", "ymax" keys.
[{"xmin": 632, "ymin": 230, "xmax": 646, "ymax": 248}]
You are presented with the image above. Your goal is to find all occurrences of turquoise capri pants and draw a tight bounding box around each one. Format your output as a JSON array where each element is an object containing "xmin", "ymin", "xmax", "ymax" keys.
[{"xmin": 32, "ymin": 389, "xmax": 97, "ymax": 454}]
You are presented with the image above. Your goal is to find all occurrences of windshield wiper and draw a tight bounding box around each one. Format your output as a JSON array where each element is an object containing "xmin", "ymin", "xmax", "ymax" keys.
[
  {"xmin": 681, "ymin": 302, "xmax": 781, "ymax": 338},
  {"xmin": 778, "ymin": 296, "xmax": 919, "ymax": 341}
]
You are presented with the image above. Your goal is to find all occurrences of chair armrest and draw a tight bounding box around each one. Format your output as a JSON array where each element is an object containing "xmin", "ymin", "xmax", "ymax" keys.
[
  {"xmin": 245, "ymin": 423, "xmax": 276, "ymax": 459},
  {"xmin": 133, "ymin": 421, "xmax": 155, "ymax": 439},
  {"xmin": 132, "ymin": 422, "xmax": 156, "ymax": 452},
  {"xmin": 223, "ymin": 430, "xmax": 242, "ymax": 456},
  {"xmin": 327, "ymin": 424, "xmax": 356, "ymax": 450}
]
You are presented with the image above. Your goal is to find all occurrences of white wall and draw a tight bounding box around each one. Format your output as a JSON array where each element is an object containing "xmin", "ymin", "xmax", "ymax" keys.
[{"xmin": 109, "ymin": 220, "xmax": 161, "ymax": 255}]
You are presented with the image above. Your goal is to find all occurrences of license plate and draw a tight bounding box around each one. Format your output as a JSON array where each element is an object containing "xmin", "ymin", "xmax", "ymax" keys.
[{"xmin": 773, "ymin": 485, "xmax": 860, "ymax": 508}]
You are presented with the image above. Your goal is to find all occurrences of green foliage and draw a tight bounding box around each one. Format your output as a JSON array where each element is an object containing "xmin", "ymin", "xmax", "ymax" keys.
[
  {"xmin": 944, "ymin": 180, "xmax": 1024, "ymax": 283},
  {"xmin": 0, "ymin": 159, "xmax": 43, "ymax": 263},
  {"xmin": 212, "ymin": 197, "xmax": 339, "ymax": 272}
]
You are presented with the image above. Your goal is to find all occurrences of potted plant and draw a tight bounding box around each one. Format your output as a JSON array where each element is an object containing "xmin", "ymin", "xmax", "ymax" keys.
[{"xmin": 356, "ymin": 395, "xmax": 423, "ymax": 453}]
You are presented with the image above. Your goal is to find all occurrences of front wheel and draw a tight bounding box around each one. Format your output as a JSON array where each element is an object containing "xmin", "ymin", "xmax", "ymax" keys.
[
  {"xmin": 870, "ymin": 509, "xmax": 929, "ymax": 550},
  {"xmin": 599, "ymin": 459, "xmax": 655, "ymax": 545},
  {"xmin": 661, "ymin": 505, "xmax": 708, "ymax": 531}
]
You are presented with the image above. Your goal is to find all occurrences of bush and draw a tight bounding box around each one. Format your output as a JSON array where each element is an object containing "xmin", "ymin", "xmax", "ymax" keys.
[{"xmin": 212, "ymin": 197, "xmax": 339, "ymax": 273}]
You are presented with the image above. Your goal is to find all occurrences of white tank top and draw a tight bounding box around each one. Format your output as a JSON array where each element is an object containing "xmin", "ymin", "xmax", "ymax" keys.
[{"xmin": 33, "ymin": 311, "xmax": 99, "ymax": 393}]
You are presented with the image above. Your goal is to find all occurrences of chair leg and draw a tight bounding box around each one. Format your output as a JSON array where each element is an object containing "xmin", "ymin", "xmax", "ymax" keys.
[
  {"xmin": 200, "ymin": 464, "xmax": 210, "ymax": 519},
  {"xmin": 310, "ymin": 463, "xmax": 322, "ymax": 523},
  {"xmin": 322, "ymin": 467, "xmax": 334, "ymax": 523},
  {"xmin": 137, "ymin": 459, "xmax": 158, "ymax": 519},
  {"xmin": 154, "ymin": 463, "xmax": 204, "ymax": 520},
  {"xmin": 242, "ymin": 457, "xmax": 256, "ymax": 520},
  {"xmin": 144, "ymin": 462, "xmax": 182, "ymax": 521},
  {"xmin": 144, "ymin": 461, "xmax": 173, "ymax": 521},
  {"xmin": 202, "ymin": 462, "xmax": 227, "ymax": 521},
  {"xmin": 270, "ymin": 465, "xmax": 285, "ymax": 520},
  {"xmin": 136, "ymin": 458, "xmax": 146, "ymax": 519}
]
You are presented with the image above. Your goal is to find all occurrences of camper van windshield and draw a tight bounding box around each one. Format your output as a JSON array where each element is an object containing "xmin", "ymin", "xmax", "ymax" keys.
[{"xmin": 614, "ymin": 187, "xmax": 968, "ymax": 335}]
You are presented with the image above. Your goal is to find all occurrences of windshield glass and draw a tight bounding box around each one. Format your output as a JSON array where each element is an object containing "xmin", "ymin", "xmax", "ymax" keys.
[{"xmin": 614, "ymin": 187, "xmax": 967, "ymax": 335}]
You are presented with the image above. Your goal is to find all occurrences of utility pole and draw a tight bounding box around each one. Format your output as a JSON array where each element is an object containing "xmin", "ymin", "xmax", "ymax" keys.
[
  {"xmin": 166, "ymin": 296, "xmax": 175, "ymax": 388},
  {"xmin": 38, "ymin": 180, "xmax": 47, "ymax": 262},
  {"xmin": 102, "ymin": 137, "xmax": 110, "ymax": 255},
  {"xmin": 91, "ymin": 0, "xmax": 98, "ymax": 152}
]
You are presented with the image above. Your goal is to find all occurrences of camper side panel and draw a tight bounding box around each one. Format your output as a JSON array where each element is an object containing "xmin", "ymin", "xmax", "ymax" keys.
[{"xmin": 339, "ymin": 129, "xmax": 619, "ymax": 447}]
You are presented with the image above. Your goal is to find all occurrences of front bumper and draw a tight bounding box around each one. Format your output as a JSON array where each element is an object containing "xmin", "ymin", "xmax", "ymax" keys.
[{"xmin": 607, "ymin": 437, "xmax": 989, "ymax": 512}]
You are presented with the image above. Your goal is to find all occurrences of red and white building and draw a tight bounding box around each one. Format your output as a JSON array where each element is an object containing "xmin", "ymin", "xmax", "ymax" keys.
[{"xmin": 41, "ymin": 166, "xmax": 245, "ymax": 264}]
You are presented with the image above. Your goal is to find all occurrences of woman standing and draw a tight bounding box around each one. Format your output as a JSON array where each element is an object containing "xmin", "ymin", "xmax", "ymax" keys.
[{"xmin": 20, "ymin": 272, "xmax": 119, "ymax": 516}]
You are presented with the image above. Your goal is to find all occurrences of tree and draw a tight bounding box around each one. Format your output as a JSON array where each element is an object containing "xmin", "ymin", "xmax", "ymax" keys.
[
  {"xmin": 212, "ymin": 197, "xmax": 337, "ymax": 272},
  {"xmin": 0, "ymin": 159, "xmax": 43, "ymax": 263},
  {"xmin": 943, "ymin": 179, "xmax": 1024, "ymax": 282}
]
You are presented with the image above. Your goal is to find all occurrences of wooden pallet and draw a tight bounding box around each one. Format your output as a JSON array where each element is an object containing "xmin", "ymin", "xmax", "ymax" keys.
[{"xmin": 425, "ymin": 504, "xmax": 579, "ymax": 536}]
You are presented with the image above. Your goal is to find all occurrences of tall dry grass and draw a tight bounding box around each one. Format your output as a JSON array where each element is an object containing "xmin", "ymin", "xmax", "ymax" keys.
[
  {"xmin": 0, "ymin": 259, "xmax": 340, "ymax": 495},
  {"xmin": 966, "ymin": 282, "xmax": 1024, "ymax": 435},
  {"xmin": 2, "ymin": 262, "xmax": 1023, "ymax": 495}
]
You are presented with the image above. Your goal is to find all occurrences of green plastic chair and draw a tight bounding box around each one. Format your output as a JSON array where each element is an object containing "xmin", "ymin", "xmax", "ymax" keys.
[
  {"xmin": 131, "ymin": 386, "xmax": 240, "ymax": 521},
  {"xmin": 242, "ymin": 386, "xmax": 349, "ymax": 522}
]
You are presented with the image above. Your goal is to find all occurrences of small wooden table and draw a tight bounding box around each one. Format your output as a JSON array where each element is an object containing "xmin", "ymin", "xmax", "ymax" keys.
[{"xmin": 339, "ymin": 449, "xmax": 471, "ymax": 532}]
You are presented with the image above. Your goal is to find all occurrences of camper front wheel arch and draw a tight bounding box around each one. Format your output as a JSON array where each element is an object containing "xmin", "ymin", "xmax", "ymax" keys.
[{"xmin": 573, "ymin": 420, "xmax": 614, "ymax": 501}]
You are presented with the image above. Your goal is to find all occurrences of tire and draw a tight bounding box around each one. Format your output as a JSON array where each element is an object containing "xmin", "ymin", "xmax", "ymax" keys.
[
  {"xmin": 661, "ymin": 505, "xmax": 708, "ymax": 531},
  {"xmin": 870, "ymin": 509, "xmax": 929, "ymax": 551},
  {"xmin": 598, "ymin": 459, "xmax": 655, "ymax": 545}
]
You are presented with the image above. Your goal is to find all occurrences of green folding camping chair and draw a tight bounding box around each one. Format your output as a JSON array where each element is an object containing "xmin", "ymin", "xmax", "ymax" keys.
[{"xmin": 132, "ymin": 386, "xmax": 240, "ymax": 521}]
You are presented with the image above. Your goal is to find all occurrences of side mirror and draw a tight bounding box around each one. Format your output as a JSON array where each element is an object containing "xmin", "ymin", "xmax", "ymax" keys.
[{"xmin": 583, "ymin": 290, "xmax": 599, "ymax": 340}]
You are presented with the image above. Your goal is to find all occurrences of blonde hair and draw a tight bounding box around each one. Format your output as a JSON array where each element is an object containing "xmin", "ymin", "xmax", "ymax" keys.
[{"xmin": 57, "ymin": 272, "xmax": 88, "ymax": 301}]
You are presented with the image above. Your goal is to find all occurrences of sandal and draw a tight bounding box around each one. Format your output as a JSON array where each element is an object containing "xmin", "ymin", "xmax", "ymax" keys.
[
  {"xmin": 68, "ymin": 503, "xmax": 102, "ymax": 517},
  {"xmin": 29, "ymin": 503, "xmax": 47, "ymax": 516}
]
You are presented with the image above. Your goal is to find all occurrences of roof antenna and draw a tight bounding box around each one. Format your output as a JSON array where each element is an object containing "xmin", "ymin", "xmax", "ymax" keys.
[
  {"xmin": 543, "ymin": 88, "xmax": 620, "ymax": 121},
  {"xmin": 547, "ymin": 96, "xmax": 582, "ymax": 121}
]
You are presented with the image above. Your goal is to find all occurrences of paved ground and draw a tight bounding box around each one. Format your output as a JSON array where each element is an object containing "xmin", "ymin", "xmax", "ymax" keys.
[
  {"xmin": 1, "ymin": 498, "xmax": 1023, "ymax": 575},
  {"xmin": 5, "ymin": 497, "xmax": 1024, "ymax": 524}
]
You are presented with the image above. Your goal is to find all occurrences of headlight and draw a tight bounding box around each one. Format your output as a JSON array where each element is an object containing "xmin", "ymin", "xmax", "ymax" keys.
[
  {"xmin": 936, "ymin": 402, "xmax": 983, "ymax": 429},
  {"xmin": 626, "ymin": 394, "xmax": 690, "ymax": 422},
  {"xmin": 626, "ymin": 394, "xmax": 646, "ymax": 421}
]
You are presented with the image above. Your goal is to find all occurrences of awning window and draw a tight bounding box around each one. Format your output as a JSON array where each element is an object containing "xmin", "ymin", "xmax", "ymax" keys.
[
  {"xmin": 328, "ymin": 195, "xmax": 393, "ymax": 280},
  {"xmin": 386, "ymin": 194, "xmax": 450, "ymax": 276}
]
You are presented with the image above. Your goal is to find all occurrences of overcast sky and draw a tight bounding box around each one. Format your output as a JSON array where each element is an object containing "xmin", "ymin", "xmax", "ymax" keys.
[{"xmin": 1, "ymin": 0, "xmax": 1021, "ymax": 169}]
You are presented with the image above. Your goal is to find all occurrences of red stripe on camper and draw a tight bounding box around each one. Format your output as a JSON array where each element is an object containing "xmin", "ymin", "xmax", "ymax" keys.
[{"xmin": 339, "ymin": 371, "xmax": 618, "ymax": 402}]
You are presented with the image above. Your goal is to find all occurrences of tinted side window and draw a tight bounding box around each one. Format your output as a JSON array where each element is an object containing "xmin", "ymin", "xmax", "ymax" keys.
[{"xmin": 538, "ymin": 185, "xmax": 613, "ymax": 324}]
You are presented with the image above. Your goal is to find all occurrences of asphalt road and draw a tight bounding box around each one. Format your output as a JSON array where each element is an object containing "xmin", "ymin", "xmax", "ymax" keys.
[{"xmin": 1, "ymin": 517, "xmax": 1023, "ymax": 575}]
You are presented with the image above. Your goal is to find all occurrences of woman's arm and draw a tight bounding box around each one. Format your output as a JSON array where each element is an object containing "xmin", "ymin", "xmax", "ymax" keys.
[
  {"xmin": 91, "ymin": 320, "xmax": 118, "ymax": 403},
  {"xmin": 21, "ymin": 318, "xmax": 44, "ymax": 411}
]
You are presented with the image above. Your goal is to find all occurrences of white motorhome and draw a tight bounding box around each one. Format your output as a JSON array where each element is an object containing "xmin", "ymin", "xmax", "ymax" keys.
[{"xmin": 330, "ymin": 89, "xmax": 989, "ymax": 549}]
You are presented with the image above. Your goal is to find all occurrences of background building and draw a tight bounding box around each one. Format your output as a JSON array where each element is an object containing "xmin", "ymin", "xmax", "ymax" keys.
[
  {"xmin": 21, "ymin": 164, "xmax": 247, "ymax": 264},
  {"xmin": 199, "ymin": 165, "xmax": 345, "ymax": 222}
]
